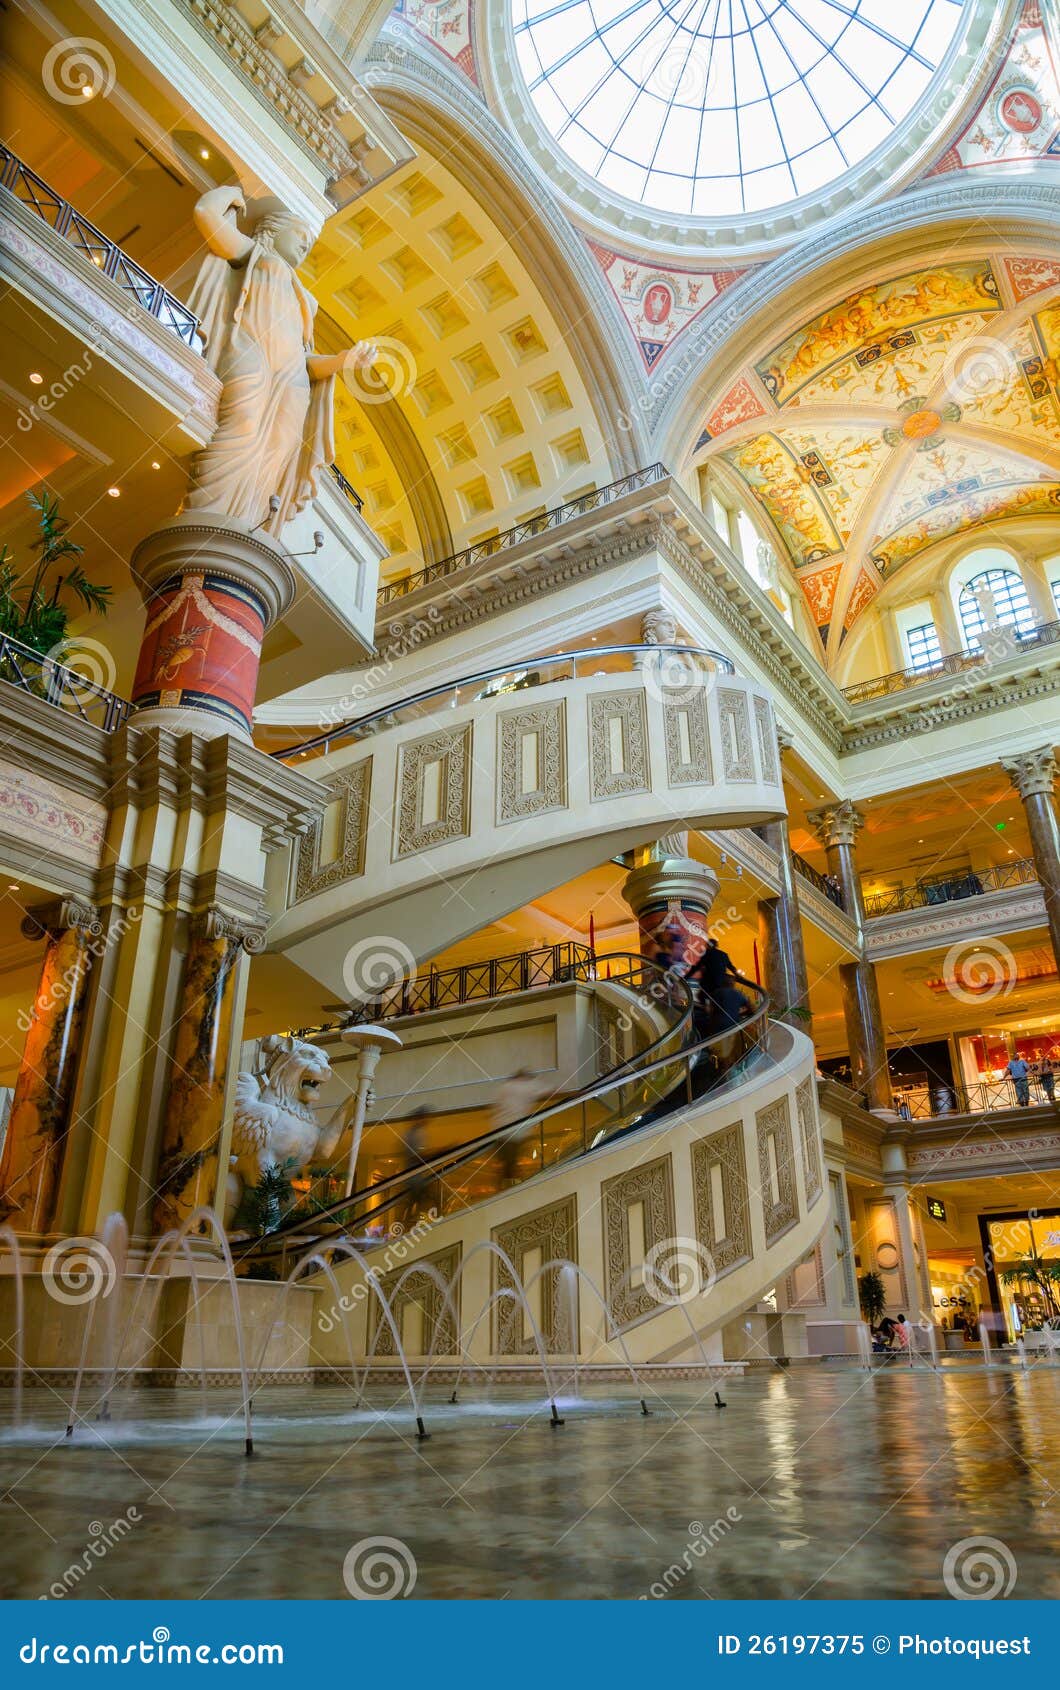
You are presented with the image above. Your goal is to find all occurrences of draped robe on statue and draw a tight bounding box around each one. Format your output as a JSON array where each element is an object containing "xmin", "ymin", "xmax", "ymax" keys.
[{"xmin": 184, "ymin": 242, "xmax": 335, "ymax": 536}]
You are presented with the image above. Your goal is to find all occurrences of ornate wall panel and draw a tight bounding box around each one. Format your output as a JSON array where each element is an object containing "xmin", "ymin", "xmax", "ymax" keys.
[
  {"xmin": 756, "ymin": 1095, "xmax": 799, "ymax": 1243},
  {"xmin": 795, "ymin": 1075, "xmax": 823, "ymax": 1208},
  {"xmin": 663, "ymin": 689, "xmax": 713, "ymax": 787},
  {"xmin": 784, "ymin": 1240, "xmax": 827, "ymax": 1309},
  {"xmin": 293, "ymin": 759, "xmax": 371, "ymax": 900},
  {"xmin": 369, "ymin": 1243, "xmax": 462, "ymax": 1357},
  {"xmin": 395, "ymin": 724, "xmax": 472, "ymax": 858},
  {"xmin": 491, "ymin": 1194, "xmax": 578, "ymax": 1354},
  {"xmin": 717, "ymin": 688, "xmax": 755, "ymax": 781},
  {"xmin": 601, "ymin": 1154, "xmax": 677, "ymax": 1328},
  {"xmin": 588, "ymin": 691, "xmax": 649, "ymax": 800},
  {"xmin": 691, "ymin": 1122, "xmax": 751, "ymax": 1277},
  {"xmin": 754, "ymin": 696, "xmax": 780, "ymax": 785},
  {"xmin": 496, "ymin": 700, "xmax": 567, "ymax": 824}
]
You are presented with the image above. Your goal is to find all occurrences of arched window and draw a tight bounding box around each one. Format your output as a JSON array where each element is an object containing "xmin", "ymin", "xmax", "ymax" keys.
[{"xmin": 958, "ymin": 567, "xmax": 1035, "ymax": 649}]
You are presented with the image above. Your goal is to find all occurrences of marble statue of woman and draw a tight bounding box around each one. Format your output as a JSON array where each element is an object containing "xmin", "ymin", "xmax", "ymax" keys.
[{"xmin": 182, "ymin": 186, "xmax": 375, "ymax": 536}]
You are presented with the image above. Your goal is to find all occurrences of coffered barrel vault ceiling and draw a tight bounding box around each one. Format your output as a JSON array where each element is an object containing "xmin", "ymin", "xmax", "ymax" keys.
[{"xmin": 692, "ymin": 255, "xmax": 1060, "ymax": 651}]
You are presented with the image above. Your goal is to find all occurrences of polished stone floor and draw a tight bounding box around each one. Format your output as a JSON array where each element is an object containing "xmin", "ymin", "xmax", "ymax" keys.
[{"xmin": 0, "ymin": 1363, "xmax": 1057, "ymax": 1600}]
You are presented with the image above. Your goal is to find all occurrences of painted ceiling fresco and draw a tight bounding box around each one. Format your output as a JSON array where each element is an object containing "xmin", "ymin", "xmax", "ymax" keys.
[
  {"xmin": 926, "ymin": 1, "xmax": 1060, "ymax": 179},
  {"xmin": 698, "ymin": 252, "xmax": 1060, "ymax": 656}
]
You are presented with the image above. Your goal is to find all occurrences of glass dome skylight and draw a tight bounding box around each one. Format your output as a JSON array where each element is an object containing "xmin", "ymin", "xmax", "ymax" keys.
[{"xmin": 511, "ymin": 0, "xmax": 967, "ymax": 218}]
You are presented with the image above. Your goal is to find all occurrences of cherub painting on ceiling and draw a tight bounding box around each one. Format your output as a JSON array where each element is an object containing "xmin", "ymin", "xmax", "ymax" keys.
[
  {"xmin": 723, "ymin": 434, "xmax": 840, "ymax": 566},
  {"xmin": 871, "ymin": 482, "xmax": 1060, "ymax": 574},
  {"xmin": 757, "ymin": 263, "xmax": 1000, "ymax": 406}
]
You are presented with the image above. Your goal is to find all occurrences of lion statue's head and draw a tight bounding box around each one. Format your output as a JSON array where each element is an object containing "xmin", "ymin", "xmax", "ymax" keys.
[{"xmin": 258, "ymin": 1034, "xmax": 332, "ymax": 1118}]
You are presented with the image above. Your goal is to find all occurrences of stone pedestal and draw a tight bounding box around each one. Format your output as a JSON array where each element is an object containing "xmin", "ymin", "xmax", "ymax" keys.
[
  {"xmin": 1001, "ymin": 747, "xmax": 1060, "ymax": 972},
  {"xmin": 130, "ymin": 515, "xmax": 296, "ymax": 738},
  {"xmin": 0, "ymin": 900, "xmax": 101, "ymax": 1233},
  {"xmin": 622, "ymin": 834, "xmax": 720, "ymax": 970}
]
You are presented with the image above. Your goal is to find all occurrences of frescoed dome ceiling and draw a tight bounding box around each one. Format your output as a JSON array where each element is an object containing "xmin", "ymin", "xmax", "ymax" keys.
[{"xmin": 693, "ymin": 254, "xmax": 1060, "ymax": 655}]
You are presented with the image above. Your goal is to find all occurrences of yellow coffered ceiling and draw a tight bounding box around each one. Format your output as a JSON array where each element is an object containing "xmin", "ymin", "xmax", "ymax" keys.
[
  {"xmin": 307, "ymin": 147, "xmax": 616, "ymax": 577},
  {"xmin": 695, "ymin": 254, "xmax": 1060, "ymax": 656}
]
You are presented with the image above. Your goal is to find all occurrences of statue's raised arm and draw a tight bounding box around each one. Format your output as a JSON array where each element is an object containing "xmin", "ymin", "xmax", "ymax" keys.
[{"xmin": 182, "ymin": 189, "xmax": 375, "ymax": 536}]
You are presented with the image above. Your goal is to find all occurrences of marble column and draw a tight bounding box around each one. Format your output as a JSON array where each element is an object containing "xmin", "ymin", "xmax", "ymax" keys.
[
  {"xmin": 807, "ymin": 800, "xmax": 893, "ymax": 1113},
  {"xmin": 0, "ymin": 899, "xmax": 102, "ymax": 1233},
  {"xmin": 1000, "ymin": 747, "xmax": 1060, "ymax": 972},
  {"xmin": 130, "ymin": 517, "xmax": 295, "ymax": 738},
  {"xmin": 152, "ymin": 908, "xmax": 265, "ymax": 1234},
  {"xmin": 621, "ymin": 833, "xmax": 720, "ymax": 971},
  {"xmin": 754, "ymin": 737, "xmax": 811, "ymax": 1026}
]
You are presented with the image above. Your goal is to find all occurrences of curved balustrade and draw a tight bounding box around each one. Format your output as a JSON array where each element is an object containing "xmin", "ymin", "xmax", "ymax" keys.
[
  {"xmin": 841, "ymin": 618, "xmax": 1060, "ymax": 705},
  {"xmin": 253, "ymin": 966, "xmax": 765, "ymax": 1260},
  {"xmin": 267, "ymin": 648, "xmax": 785, "ymax": 998},
  {"xmin": 376, "ymin": 464, "xmax": 670, "ymax": 606},
  {"xmin": 276, "ymin": 642, "xmax": 735, "ymax": 763}
]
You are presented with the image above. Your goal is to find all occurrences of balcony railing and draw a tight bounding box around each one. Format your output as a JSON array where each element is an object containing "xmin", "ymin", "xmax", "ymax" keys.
[
  {"xmin": 1, "ymin": 144, "xmax": 201, "ymax": 351},
  {"xmin": 377, "ymin": 463, "xmax": 670, "ymax": 606},
  {"xmin": 841, "ymin": 618, "xmax": 1060, "ymax": 704},
  {"xmin": 792, "ymin": 850, "xmax": 844, "ymax": 908},
  {"xmin": 863, "ymin": 858, "xmax": 1039, "ymax": 918},
  {"xmin": 291, "ymin": 941, "xmax": 597, "ymax": 1037},
  {"xmin": 894, "ymin": 1077, "xmax": 1057, "ymax": 1119},
  {"xmin": 0, "ymin": 632, "xmax": 132, "ymax": 731},
  {"xmin": 328, "ymin": 463, "xmax": 364, "ymax": 514}
]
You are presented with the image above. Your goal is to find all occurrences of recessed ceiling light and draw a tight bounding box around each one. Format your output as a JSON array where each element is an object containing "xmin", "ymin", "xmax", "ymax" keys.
[
  {"xmin": 107, "ymin": 486, "xmax": 121, "ymax": 497},
  {"xmin": 151, "ymin": 461, "xmax": 161, "ymax": 470},
  {"xmin": 7, "ymin": 883, "xmax": 19, "ymax": 891},
  {"xmin": 200, "ymin": 148, "xmax": 210, "ymax": 160},
  {"xmin": 29, "ymin": 372, "xmax": 43, "ymax": 385},
  {"xmin": 81, "ymin": 86, "xmax": 94, "ymax": 99}
]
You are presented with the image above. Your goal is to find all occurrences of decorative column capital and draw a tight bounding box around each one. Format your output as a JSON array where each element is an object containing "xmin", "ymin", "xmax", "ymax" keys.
[
  {"xmin": 776, "ymin": 727, "xmax": 794, "ymax": 755},
  {"xmin": 20, "ymin": 897, "xmax": 103, "ymax": 943},
  {"xmin": 807, "ymin": 799, "xmax": 864, "ymax": 850},
  {"xmin": 1001, "ymin": 746, "xmax": 1056, "ymax": 800},
  {"xmin": 199, "ymin": 906, "xmax": 268, "ymax": 954}
]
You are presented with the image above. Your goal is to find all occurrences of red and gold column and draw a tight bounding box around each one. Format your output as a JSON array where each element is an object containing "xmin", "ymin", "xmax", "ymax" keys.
[
  {"xmin": 130, "ymin": 516, "xmax": 295, "ymax": 738},
  {"xmin": 622, "ymin": 834, "xmax": 720, "ymax": 972},
  {"xmin": 0, "ymin": 899, "xmax": 102, "ymax": 1233},
  {"xmin": 152, "ymin": 908, "xmax": 265, "ymax": 1233}
]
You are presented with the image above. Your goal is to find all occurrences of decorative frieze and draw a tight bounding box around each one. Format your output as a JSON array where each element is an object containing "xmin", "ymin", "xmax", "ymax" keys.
[
  {"xmin": 491, "ymin": 1195, "xmax": 578, "ymax": 1355},
  {"xmin": 717, "ymin": 688, "xmax": 755, "ymax": 782},
  {"xmin": 756, "ymin": 1096, "xmax": 799, "ymax": 1243},
  {"xmin": 496, "ymin": 701, "xmax": 566, "ymax": 824},
  {"xmin": 663, "ymin": 690, "xmax": 713, "ymax": 787},
  {"xmin": 369, "ymin": 1243, "xmax": 462, "ymax": 1357},
  {"xmin": 600, "ymin": 1155, "xmax": 677, "ymax": 1329},
  {"xmin": 395, "ymin": 725, "xmax": 472, "ymax": 858},
  {"xmin": 754, "ymin": 695, "xmax": 780, "ymax": 786},
  {"xmin": 795, "ymin": 1076, "xmax": 823, "ymax": 1208},
  {"xmin": 588, "ymin": 691, "xmax": 649, "ymax": 800},
  {"xmin": 691, "ymin": 1122, "xmax": 751, "ymax": 1277},
  {"xmin": 294, "ymin": 760, "xmax": 371, "ymax": 899}
]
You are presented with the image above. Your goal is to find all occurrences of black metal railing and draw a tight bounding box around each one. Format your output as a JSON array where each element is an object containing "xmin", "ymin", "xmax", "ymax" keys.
[
  {"xmin": 0, "ymin": 632, "xmax": 131, "ymax": 731},
  {"xmin": 863, "ymin": 858, "xmax": 1039, "ymax": 918},
  {"xmin": 893, "ymin": 1077, "xmax": 1057, "ymax": 1119},
  {"xmin": 291, "ymin": 942, "xmax": 597, "ymax": 1037},
  {"xmin": 1, "ymin": 144, "xmax": 201, "ymax": 351},
  {"xmin": 792, "ymin": 851, "xmax": 844, "ymax": 908},
  {"xmin": 841, "ymin": 618, "xmax": 1060, "ymax": 705},
  {"xmin": 277, "ymin": 641, "xmax": 734, "ymax": 762},
  {"xmin": 377, "ymin": 463, "xmax": 670, "ymax": 606},
  {"xmin": 328, "ymin": 463, "xmax": 364, "ymax": 513}
]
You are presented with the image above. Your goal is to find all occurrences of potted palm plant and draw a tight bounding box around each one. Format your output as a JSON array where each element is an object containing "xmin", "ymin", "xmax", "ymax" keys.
[
  {"xmin": 998, "ymin": 1250, "xmax": 1060, "ymax": 1348},
  {"xmin": 0, "ymin": 490, "xmax": 111, "ymax": 659},
  {"xmin": 858, "ymin": 1270, "xmax": 886, "ymax": 1328}
]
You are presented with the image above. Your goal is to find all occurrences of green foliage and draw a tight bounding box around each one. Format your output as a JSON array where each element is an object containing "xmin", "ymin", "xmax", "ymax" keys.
[
  {"xmin": 998, "ymin": 1253, "xmax": 1060, "ymax": 1322},
  {"xmin": 0, "ymin": 491, "xmax": 111, "ymax": 657},
  {"xmin": 236, "ymin": 1159, "xmax": 299, "ymax": 1235},
  {"xmin": 858, "ymin": 1270, "xmax": 887, "ymax": 1326}
]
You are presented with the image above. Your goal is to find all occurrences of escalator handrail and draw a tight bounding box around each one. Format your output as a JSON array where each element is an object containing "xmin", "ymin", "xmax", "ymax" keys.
[
  {"xmin": 250, "ymin": 972, "xmax": 768, "ymax": 1255},
  {"xmin": 275, "ymin": 642, "xmax": 734, "ymax": 761}
]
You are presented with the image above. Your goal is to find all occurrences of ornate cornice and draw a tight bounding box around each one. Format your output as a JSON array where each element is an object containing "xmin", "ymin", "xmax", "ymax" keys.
[{"xmin": 844, "ymin": 671, "xmax": 1060, "ymax": 752}]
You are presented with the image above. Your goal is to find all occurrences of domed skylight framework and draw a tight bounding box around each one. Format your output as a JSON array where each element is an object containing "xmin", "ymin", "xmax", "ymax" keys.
[{"xmin": 511, "ymin": 0, "xmax": 968, "ymax": 218}]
